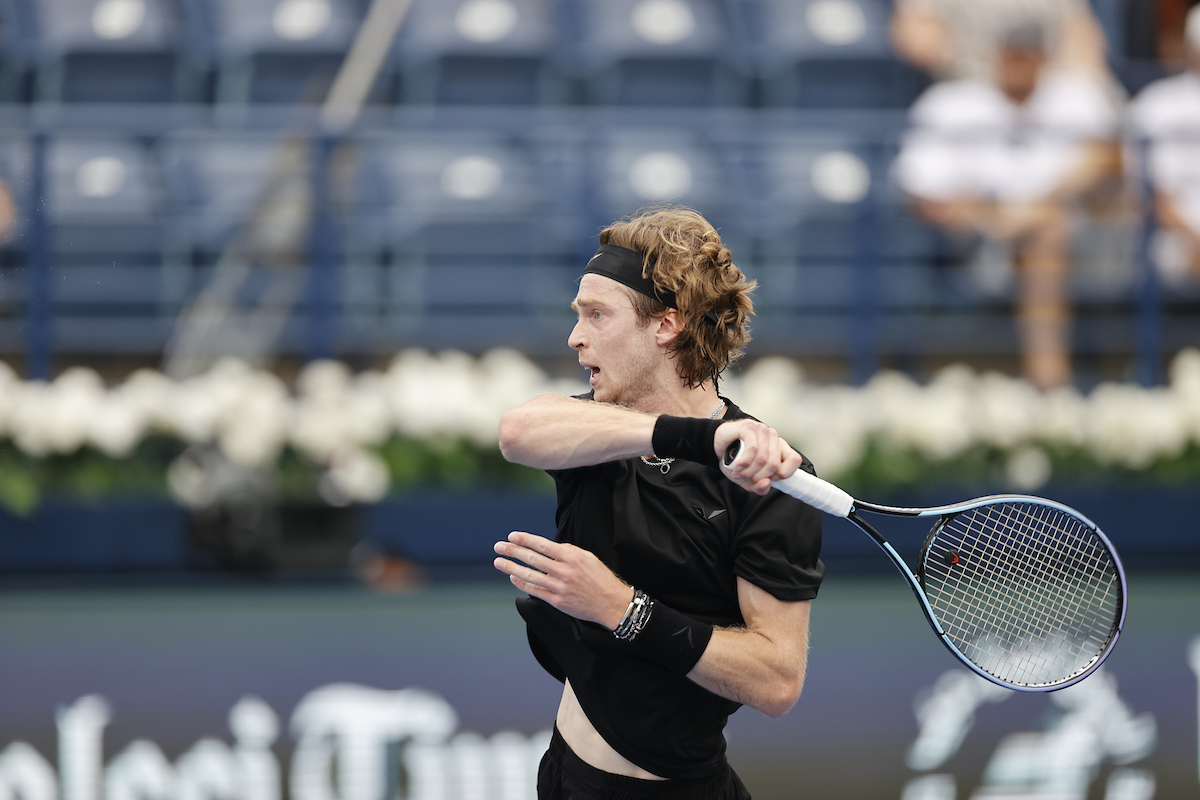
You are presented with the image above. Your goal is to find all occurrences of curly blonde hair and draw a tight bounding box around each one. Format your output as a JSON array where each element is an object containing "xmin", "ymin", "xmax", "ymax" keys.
[{"xmin": 598, "ymin": 206, "xmax": 756, "ymax": 388}]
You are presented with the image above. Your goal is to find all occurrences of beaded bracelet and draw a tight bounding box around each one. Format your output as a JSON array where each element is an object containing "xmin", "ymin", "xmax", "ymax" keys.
[{"xmin": 613, "ymin": 588, "xmax": 653, "ymax": 641}]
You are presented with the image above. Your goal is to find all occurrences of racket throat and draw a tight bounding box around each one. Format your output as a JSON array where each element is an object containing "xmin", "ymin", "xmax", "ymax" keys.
[{"xmin": 848, "ymin": 511, "xmax": 947, "ymax": 637}]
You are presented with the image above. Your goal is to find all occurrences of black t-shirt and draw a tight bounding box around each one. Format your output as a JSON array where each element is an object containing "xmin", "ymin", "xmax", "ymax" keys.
[{"xmin": 518, "ymin": 397, "xmax": 824, "ymax": 779}]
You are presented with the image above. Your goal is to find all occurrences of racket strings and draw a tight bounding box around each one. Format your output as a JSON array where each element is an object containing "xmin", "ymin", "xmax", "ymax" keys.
[
  {"xmin": 948, "ymin": 504, "xmax": 1115, "ymax": 683},
  {"xmin": 921, "ymin": 502, "xmax": 1120, "ymax": 688}
]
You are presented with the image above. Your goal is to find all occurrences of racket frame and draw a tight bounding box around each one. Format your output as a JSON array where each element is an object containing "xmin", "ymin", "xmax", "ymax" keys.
[
  {"xmin": 722, "ymin": 440, "xmax": 1128, "ymax": 691},
  {"xmin": 845, "ymin": 496, "xmax": 1127, "ymax": 692}
]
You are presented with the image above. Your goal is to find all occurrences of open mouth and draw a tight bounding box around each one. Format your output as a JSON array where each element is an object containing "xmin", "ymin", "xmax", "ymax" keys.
[{"xmin": 584, "ymin": 365, "xmax": 600, "ymax": 385}]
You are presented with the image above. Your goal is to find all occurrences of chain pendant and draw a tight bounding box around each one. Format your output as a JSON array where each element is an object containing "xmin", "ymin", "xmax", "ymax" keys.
[{"xmin": 640, "ymin": 456, "xmax": 673, "ymax": 474}]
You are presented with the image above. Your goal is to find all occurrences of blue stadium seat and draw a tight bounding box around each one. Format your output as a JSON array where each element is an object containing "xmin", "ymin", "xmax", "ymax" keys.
[
  {"xmin": 39, "ymin": 135, "xmax": 167, "ymax": 340},
  {"xmin": 0, "ymin": 0, "xmax": 197, "ymax": 102},
  {"xmin": 157, "ymin": 129, "xmax": 314, "ymax": 315},
  {"xmin": 204, "ymin": 0, "xmax": 363, "ymax": 104},
  {"xmin": 743, "ymin": 126, "xmax": 961, "ymax": 320},
  {"xmin": 46, "ymin": 135, "xmax": 163, "ymax": 252},
  {"xmin": 588, "ymin": 125, "xmax": 750, "ymax": 247},
  {"xmin": 744, "ymin": 0, "xmax": 928, "ymax": 108},
  {"xmin": 745, "ymin": 127, "xmax": 943, "ymax": 259},
  {"xmin": 393, "ymin": 0, "xmax": 566, "ymax": 105},
  {"xmin": 343, "ymin": 128, "xmax": 579, "ymax": 316},
  {"xmin": 159, "ymin": 129, "xmax": 308, "ymax": 252},
  {"xmin": 567, "ymin": 0, "xmax": 749, "ymax": 106},
  {"xmin": 749, "ymin": 130, "xmax": 876, "ymax": 258}
]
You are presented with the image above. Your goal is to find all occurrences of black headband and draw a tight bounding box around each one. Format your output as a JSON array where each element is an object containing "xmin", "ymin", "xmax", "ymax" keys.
[
  {"xmin": 583, "ymin": 244, "xmax": 678, "ymax": 309},
  {"xmin": 583, "ymin": 244, "xmax": 721, "ymax": 324}
]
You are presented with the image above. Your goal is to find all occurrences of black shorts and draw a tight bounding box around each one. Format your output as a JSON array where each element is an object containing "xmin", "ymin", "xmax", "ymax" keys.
[{"xmin": 537, "ymin": 727, "xmax": 751, "ymax": 800}]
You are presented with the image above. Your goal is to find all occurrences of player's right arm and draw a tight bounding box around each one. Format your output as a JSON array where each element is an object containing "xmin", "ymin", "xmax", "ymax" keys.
[
  {"xmin": 500, "ymin": 394, "xmax": 800, "ymax": 494},
  {"xmin": 498, "ymin": 394, "xmax": 656, "ymax": 470}
]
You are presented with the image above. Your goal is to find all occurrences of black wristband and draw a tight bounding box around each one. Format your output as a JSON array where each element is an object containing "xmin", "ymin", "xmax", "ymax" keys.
[
  {"xmin": 625, "ymin": 599, "xmax": 714, "ymax": 675},
  {"xmin": 651, "ymin": 415, "xmax": 723, "ymax": 466}
]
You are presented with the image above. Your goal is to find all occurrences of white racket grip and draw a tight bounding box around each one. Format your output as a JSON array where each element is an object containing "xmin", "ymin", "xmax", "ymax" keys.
[
  {"xmin": 770, "ymin": 469, "xmax": 855, "ymax": 518},
  {"xmin": 723, "ymin": 438, "xmax": 855, "ymax": 518}
]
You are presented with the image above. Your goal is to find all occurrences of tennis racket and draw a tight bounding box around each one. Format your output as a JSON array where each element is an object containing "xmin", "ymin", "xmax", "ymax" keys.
[{"xmin": 724, "ymin": 441, "xmax": 1127, "ymax": 692}]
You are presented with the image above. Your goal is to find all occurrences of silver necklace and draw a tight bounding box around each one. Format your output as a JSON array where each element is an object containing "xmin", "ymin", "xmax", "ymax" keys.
[{"xmin": 641, "ymin": 399, "xmax": 726, "ymax": 475}]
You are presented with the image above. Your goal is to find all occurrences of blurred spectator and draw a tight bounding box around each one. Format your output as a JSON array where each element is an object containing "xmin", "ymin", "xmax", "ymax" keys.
[
  {"xmin": 894, "ymin": 23, "xmax": 1122, "ymax": 389},
  {"xmin": 890, "ymin": 0, "xmax": 1111, "ymax": 85},
  {"xmin": 1122, "ymin": 0, "xmax": 1200, "ymax": 75},
  {"xmin": 0, "ymin": 177, "xmax": 15, "ymax": 245},
  {"xmin": 1128, "ymin": 4, "xmax": 1200, "ymax": 285}
]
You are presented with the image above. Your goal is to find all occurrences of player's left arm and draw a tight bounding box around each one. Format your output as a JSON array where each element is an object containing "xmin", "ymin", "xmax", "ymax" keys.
[
  {"xmin": 494, "ymin": 534, "xmax": 811, "ymax": 717},
  {"xmin": 686, "ymin": 577, "xmax": 811, "ymax": 718}
]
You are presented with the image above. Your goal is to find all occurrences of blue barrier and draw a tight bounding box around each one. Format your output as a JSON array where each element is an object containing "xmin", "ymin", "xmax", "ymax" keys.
[{"xmin": 1, "ymin": 484, "xmax": 1194, "ymax": 575}]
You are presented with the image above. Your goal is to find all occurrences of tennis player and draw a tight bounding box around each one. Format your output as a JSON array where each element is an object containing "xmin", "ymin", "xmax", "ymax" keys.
[{"xmin": 493, "ymin": 207, "xmax": 824, "ymax": 799}]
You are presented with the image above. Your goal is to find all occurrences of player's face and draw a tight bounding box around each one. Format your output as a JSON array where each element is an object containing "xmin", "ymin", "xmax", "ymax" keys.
[{"xmin": 568, "ymin": 274, "xmax": 661, "ymax": 407}]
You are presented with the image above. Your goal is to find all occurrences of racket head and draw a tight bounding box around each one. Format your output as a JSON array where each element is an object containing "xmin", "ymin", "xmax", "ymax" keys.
[{"xmin": 916, "ymin": 497, "xmax": 1126, "ymax": 691}]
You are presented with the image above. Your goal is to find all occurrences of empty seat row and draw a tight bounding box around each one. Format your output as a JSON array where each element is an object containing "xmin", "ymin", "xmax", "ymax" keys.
[
  {"xmin": 0, "ymin": 121, "xmax": 939, "ymax": 264},
  {"xmin": 0, "ymin": 118, "xmax": 967, "ymax": 354},
  {"xmin": 0, "ymin": 0, "xmax": 926, "ymax": 107}
]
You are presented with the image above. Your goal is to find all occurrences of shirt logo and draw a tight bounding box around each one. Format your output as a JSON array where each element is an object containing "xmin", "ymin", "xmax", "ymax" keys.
[
  {"xmin": 694, "ymin": 506, "xmax": 726, "ymax": 521},
  {"xmin": 671, "ymin": 626, "xmax": 694, "ymax": 648}
]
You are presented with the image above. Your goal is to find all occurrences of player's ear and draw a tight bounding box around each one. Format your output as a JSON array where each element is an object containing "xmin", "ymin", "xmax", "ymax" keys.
[{"xmin": 654, "ymin": 309, "xmax": 682, "ymax": 346}]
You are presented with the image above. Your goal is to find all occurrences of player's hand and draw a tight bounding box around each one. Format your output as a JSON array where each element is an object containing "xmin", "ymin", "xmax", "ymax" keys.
[
  {"xmin": 714, "ymin": 419, "xmax": 803, "ymax": 496},
  {"xmin": 493, "ymin": 531, "xmax": 633, "ymax": 629}
]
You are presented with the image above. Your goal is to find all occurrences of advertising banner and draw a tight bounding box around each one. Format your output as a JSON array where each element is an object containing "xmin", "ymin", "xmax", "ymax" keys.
[{"xmin": 0, "ymin": 575, "xmax": 1195, "ymax": 799}]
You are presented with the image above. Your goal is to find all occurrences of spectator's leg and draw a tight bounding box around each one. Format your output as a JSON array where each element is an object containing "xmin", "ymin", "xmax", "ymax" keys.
[{"xmin": 1015, "ymin": 214, "xmax": 1074, "ymax": 390}]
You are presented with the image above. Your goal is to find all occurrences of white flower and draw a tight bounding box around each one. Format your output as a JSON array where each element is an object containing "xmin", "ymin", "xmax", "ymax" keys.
[
  {"xmin": 384, "ymin": 349, "xmax": 481, "ymax": 440},
  {"xmin": 1036, "ymin": 386, "xmax": 1088, "ymax": 448},
  {"xmin": 44, "ymin": 367, "xmax": 108, "ymax": 454},
  {"xmin": 0, "ymin": 360, "xmax": 19, "ymax": 437},
  {"xmin": 117, "ymin": 368, "xmax": 176, "ymax": 434},
  {"xmin": 740, "ymin": 357, "xmax": 805, "ymax": 429},
  {"xmin": 9, "ymin": 380, "xmax": 53, "ymax": 457},
  {"xmin": 1085, "ymin": 383, "xmax": 1187, "ymax": 469},
  {"xmin": 1167, "ymin": 348, "xmax": 1200, "ymax": 442},
  {"xmin": 1006, "ymin": 445, "xmax": 1052, "ymax": 490},
  {"xmin": 2, "ymin": 347, "xmax": 1198, "ymax": 497},
  {"xmin": 297, "ymin": 359, "xmax": 352, "ymax": 403},
  {"xmin": 89, "ymin": 395, "xmax": 146, "ymax": 458},
  {"xmin": 320, "ymin": 447, "xmax": 390, "ymax": 505},
  {"xmin": 1168, "ymin": 347, "xmax": 1200, "ymax": 399},
  {"xmin": 865, "ymin": 369, "xmax": 922, "ymax": 449},
  {"xmin": 345, "ymin": 371, "xmax": 394, "ymax": 447},
  {"xmin": 785, "ymin": 386, "xmax": 868, "ymax": 477},
  {"xmin": 470, "ymin": 348, "xmax": 555, "ymax": 447},
  {"xmin": 971, "ymin": 372, "xmax": 1041, "ymax": 450},
  {"xmin": 218, "ymin": 372, "xmax": 291, "ymax": 467},
  {"xmin": 905, "ymin": 367, "xmax": 975, "ymax": 461},
  {"xmin": 290, "ymin": 396, "xmax": 350, "ymax": 462}
]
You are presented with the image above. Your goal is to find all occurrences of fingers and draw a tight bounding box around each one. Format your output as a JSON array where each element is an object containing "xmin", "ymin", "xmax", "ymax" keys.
[
  {"xmin": 492, "ymin": 531, "xmax": 631, "ymax": 627},
  {"xmin": 718, "ymin": 420, "xmax": 802, "ymax": 495},
  {"xmin": 493, "ymin": 553, "xmax": 561, "ymax": 594},
  {"xmin": 493, "ymin": 531, "xmax": 578, "ymax": 594},
  {"xmin": 494, "ymin": 531, "xmax": 564, "ymax": 574}
]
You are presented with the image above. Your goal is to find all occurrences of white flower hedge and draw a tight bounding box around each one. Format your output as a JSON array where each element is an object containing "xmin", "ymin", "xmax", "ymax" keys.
[{"xmin": 0, "ymin": 347, "xmax": 1197, "ymax": 507}]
